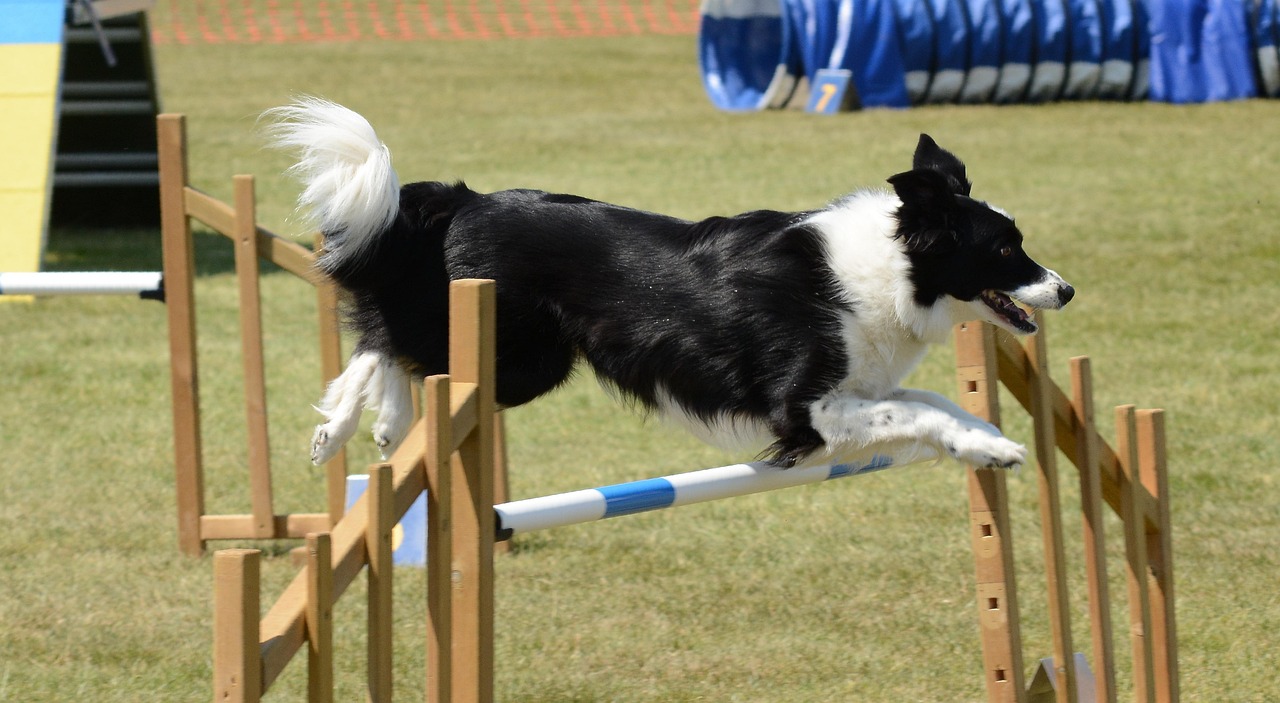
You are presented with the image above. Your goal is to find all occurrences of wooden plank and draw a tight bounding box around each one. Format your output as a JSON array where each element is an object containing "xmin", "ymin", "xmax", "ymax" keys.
[
  {"xmin": 424, "ymin": 375, "xmax": 454, "ymax": 703},
  {"xmin": 213, "ymin": 549, "xmax": 262, "ymax": 703},
  {"xmin": 258, "ymin": 420, "xmax": 428, "ymax": 689},
  {"xmin": 199, "ymin": 513, "xmax": 332, "ymax": 540},
  {"xmin": 448, "ymin": 280, "xmax": 497, "ymax": 703},
  {"xmin": 1025, "ymin": 316, "xmax": 1076, "ymax": 703},
  {"xmin": 1138, "ymin": 409, "xmax": 1180, "ymax": 702},
  {"xmin": 182, "ymin": 189, "xmax": 319, "ymax": 283},
  {"xmin": 1117, "ymin": 406, "xmax": 1156, "ymax": 703},
  {"xmin": 1070, "ymin": 357, "xmax": 1117, "ymax": 703},
  {"xmin": 306, "ymin": 533, "xmax": 333, "ymax": 703},
  {"xmin": 954, "ymin": 321, "xmax": 1026, "ymax": 703},
  {"xmin": 367, "ymin": 463, "xmax": 394, "ymax": 702},
  {"xmin": 314, "ymin": 234, "xmax": 348, "ymax": 525},
  {"xmin": 183, "ymin": 186, "xmax": 236, "ymax": 235},
  {"xmin": 233, "ymin": 175, "xmax": 274, "ymax": 538},
  {"xmin": 156, "ymin": 113, "xmax": 205, "ymax": 557},
  {"xmin": 255, "ymin": 226, "xmax": 323, "ymax": 283}
]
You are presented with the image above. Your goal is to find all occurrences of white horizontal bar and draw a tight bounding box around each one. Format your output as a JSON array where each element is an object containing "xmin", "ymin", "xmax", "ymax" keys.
[
  {"xmin": 0, "ymin": 271, "xmax": 162, "ymax": 296},
  {"xmin": 494, "ymin": 456, "xmax": 898, "ymax": 538}
]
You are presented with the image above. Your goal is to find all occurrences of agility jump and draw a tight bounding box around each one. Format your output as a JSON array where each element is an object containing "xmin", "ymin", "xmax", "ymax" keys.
[
  {"xmin": 210, "ymin": 278, "xmax": 1178, "ymax": 703},
  {"xmin": 163, "ymin": 111, "xmax": 1178, "ymax": 701}
]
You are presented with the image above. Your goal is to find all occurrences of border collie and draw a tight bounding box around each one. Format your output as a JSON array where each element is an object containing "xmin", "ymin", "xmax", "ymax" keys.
[{"xmin": 267, "ymin": 98, "xmax": 1072, "ymax": 471}]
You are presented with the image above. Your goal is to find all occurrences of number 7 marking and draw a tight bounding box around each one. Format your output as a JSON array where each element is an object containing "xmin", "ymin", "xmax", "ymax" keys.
[{"xmin": 815, "ymin": 83, "xmax": 839, "ymax": 112}]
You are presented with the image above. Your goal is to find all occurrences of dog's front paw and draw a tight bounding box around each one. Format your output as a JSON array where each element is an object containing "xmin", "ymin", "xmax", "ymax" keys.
[
  {"xmin": 946, "ymin": 428, "xmax": 1026, "ymax": 469},
  {"xmin": 371, "ymin": 421, "xmax": 410, "ymax": 461}
]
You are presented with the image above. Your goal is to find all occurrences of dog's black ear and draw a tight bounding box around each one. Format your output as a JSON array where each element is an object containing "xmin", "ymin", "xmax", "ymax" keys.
[
  {"xmin": 913, "ymin": 134, "xmax": 971, "ymax": 197},
  {"xmin": 888, "ymin": 167, "xmax": 957, "ymax": 214},
  {"xmin": 887, "ymin": 168, "xmax": 961, "ymax": 253}
]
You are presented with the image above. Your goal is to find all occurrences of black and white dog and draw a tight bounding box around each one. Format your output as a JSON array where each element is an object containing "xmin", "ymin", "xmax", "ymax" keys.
[{"xmin": 268, "ymin": 98, "xmax": 1072, "ymax": 471}]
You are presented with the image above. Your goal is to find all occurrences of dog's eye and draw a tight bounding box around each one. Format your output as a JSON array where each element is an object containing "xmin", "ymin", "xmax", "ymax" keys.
[{"xmin": 1000, "ymin": 246, "xmax": 1013, "ymax": 257}]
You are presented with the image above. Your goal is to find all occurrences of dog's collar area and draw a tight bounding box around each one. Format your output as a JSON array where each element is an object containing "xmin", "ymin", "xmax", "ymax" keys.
[{"xmin": 980, "ymin": 290, "xmax": 1037, "ymax": 333}]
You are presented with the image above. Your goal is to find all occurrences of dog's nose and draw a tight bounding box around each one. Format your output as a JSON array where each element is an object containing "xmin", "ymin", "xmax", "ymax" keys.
[{"xmin": 1057, "ymin": 284, "xmax": 1075, "ymax": 306}]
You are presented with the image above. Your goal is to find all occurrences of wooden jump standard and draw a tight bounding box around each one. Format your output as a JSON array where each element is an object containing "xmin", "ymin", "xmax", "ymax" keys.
[
  {"xmin": 212, "ymin": 282, "xmax": 1178, "ymax": 702},
  {"xmin": 159, "ymin": 113, "xmax": 349, "ymax": 556},
  {"xmin": 158, "ymin": 111, "xmax": 510, "ymax": 558}
]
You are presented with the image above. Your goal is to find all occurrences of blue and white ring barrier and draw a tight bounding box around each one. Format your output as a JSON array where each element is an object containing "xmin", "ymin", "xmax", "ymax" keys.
[
  {"xmin": 0, "ymin": 271, "xmax": 164, "ymax": 300},
  {"xmin": 699, "ymin": 0, "xmax": 1274, "ymax": 109},
  {"xmin": 494, "ymin": 455, "xmax": 894, "ymax": 539}
]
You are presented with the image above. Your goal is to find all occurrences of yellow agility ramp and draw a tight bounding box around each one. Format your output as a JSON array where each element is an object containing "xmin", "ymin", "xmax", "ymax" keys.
[{"xmin": 0, "ymin": 0, "xmax": 65, "ymax": 280}]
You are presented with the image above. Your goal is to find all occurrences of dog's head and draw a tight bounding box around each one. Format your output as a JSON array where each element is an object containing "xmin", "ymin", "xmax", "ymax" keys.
[{"xmin": 887, "ymin": 134, "xmax": 1073, "ymax": 335}]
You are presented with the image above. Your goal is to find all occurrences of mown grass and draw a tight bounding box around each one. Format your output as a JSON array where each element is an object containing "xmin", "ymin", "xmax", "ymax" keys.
[{"xmin": 1, "ymin": 22, "xmax": 1278, "ymax": 703}]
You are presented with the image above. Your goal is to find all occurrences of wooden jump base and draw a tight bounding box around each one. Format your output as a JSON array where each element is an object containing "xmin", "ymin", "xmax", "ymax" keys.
[
  {"xmin": 157, "ymin": 113, "xmax": 511, "ymax": 558},
  {"xmin": 211, "ymin": 278, "xmax": 1179, "ymax": 701}
]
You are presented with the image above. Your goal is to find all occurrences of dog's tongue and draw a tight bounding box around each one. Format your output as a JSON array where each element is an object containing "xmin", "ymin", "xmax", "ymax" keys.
[{"xmin": 984, "ymin": 290, "xmax": 1032, "ymax": 324}]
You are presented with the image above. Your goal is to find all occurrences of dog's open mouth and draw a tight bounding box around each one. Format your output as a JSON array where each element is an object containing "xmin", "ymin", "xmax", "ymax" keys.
[{"xmin": 980, "ymin": 290, "xmax": 1037, "ymax": 333}]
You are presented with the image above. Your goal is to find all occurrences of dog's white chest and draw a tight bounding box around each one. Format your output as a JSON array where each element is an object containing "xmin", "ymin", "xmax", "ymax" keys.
[{"xmin": 835, "ymin": 310, "xmax": 929, "ymax": 399}]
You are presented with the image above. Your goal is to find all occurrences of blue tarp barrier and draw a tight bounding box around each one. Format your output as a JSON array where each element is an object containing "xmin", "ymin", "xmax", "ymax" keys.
[
  {"xmin": 698, "ymin": 0, "xmax": 1276, "ymax": 109},
  {"xmin": 831, "ymin": 0, "xmax": 912, "ymax": 106},
  {"xmin": 1249, "ymin": 0, "xmax": 1280, "ymax": 95},
  {"xmin": 891, "ymin": 0, "xmax": 936, "ymax": 102},
  {"xmin": 699, "ymin": 0, "xmax": 801, "ymax": 110},
  {"xmin": 924, "ymin": 0, "xmax": 972, "ymax": 101},
  {"xmin": 1149, "ymin": 0, "xmax": 1257, "ymax": 102},
  {"xmin": 1027, "ymin": 0, "xmax": 1070, "ymax": 101},
  {"xmin": 1097, "ymin": 0, "xmax": 1139, "ymax": 98},
  {"xmin": 960, "ymin": 0, "xmax": 1004, "ymax": 102},
  {"xmin": 1064, "ymin": 0, "xmax": 1106, "ymax": 98},
  {"xmin": 995, "ymin": 0, "xmax": 1036, "ymax": 102}
]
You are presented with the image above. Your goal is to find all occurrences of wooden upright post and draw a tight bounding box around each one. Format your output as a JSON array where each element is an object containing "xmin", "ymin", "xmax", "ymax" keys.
[
  {"xmin": 157, "ymin": 113, "xmax": 206, "ymax": 557},
  {"xmin": 1138, "ymin": 409, "xmax": 1179, "ymax": 702},
  {"xmin": 1025, "ymin": 316, "xmax": 1076, "ymax": 702},
  {"xmin": 213, "ymin": 549, "xmax": 262, "ymax": 703},
  {"xmin": 367, "ymin": 463, "xmax": 395, "ymax": 702},
  {"xmin": 424, "ymin": 375, "xmax": 454, "ymax": 703},
  {"xmin": 1070, "ymin": 357, "xmax": 1117, "ymax": 703},
  {"xmin": 314, "ymin": 234, "xmax": 349, "ymax": 525},
  {"xmin": 232, "ymin": 174, "xmax": 275, "ymax": 538},
  {"xmin": 955, "ymin": 321, "xmax": 1026, "ymax": 703},
  {"xmin": 1117, "ymin": 406, "xmax": 1156, "ymax": 702},
  {"xmin": 306, "ymin": 533, "xmax": 334, "ymax": 703},
  {"xmin": 448, "ymin": 280, "xmax": 497, "ymax": 703}
]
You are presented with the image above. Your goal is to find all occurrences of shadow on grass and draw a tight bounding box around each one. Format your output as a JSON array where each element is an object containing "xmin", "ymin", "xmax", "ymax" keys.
[{"xmin": 44, "ymin": 227, "xmax": 296, "ymax": 277}]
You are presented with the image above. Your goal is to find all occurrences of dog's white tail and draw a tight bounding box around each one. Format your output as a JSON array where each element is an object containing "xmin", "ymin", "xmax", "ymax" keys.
[{"xmin": 265, "ymin": 97, "xmax": 400, "ymax": 268}]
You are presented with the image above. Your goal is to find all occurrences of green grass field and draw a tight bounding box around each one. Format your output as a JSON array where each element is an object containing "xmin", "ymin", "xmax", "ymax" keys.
[{"xmin": 2, "ymin": 19, "xmax": 1279, "ymax": 702}]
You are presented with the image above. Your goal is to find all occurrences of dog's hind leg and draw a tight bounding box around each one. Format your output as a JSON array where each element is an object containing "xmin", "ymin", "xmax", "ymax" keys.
[
  {"xmin": 369, "ymin": 361, "xmax": 414, "ymax": 460},
  {"xmin": 312, "ymin": 351, "xmax": 381, "ymax": 465}
]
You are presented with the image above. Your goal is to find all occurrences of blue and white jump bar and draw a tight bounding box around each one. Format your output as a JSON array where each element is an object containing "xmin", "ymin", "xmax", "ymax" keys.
[
  {"xmin": 494, "ymin": 456, "xmax": 895, "ymax": 539},
  {"xmin": 0, "ymin": 271, "xmax": 164, "ymax": 300}
]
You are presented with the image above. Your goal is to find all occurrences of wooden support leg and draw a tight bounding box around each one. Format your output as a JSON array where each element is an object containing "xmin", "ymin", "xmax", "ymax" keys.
[
  {"xmin": 448, "ymin": 281, "xmax": 497, "ymax": 703},
  {"xmin": 213, "ymin": 549, "xmax": 262, "ymax": 703},
  {"xmin": 306, "ymin": 533, "xmax": 333, "ymax": 703},
  {"xmin": 367, "ymin": 463, "xmax": 395, "ymax": 702},
  {"xmin": 955, "ymin": 321, "xmax": 1026, "ymax": 703},
  {"xmin": 1025, "ymin": 316, "xmax": 1076, "ymax": 703},
  {"xmin": 1137, "ymin": 409, "xmax": 1179, "ymax": 702},
  {"xmin": 1117, "ymin": 406, "xmax": 1156, "ymax": 703},
  {"xmin": 158, "ymin": 113, "xmax": 206, "ymax": 557},
  {"xmin": 315, "ymin": 234, "xmax": 349, "ymax": 526},
  {"xmin": 424, "ymin": 375, "xmax": 454, "ymax": 703},
  {"xmin": 1070, "ymin": 357, "xmax": 1117, "ymax": 703}
]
